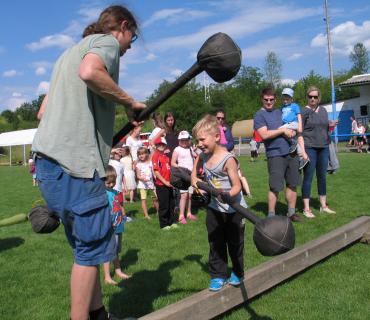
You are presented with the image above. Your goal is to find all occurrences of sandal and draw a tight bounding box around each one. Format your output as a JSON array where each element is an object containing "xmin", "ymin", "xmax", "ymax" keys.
[
  {"xmin": 178, "ymin": 216, "xmax": 187, "ymax": 223},
  {"xmin": 186, "ymin": 214, "xmax": 198, "ymax": 220}
]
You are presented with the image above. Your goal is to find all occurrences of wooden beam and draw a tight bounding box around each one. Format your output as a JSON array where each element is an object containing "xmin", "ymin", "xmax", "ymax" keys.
[{"xmin": 139, "ymin": 216, "xmax": 370, "ymax": 320}]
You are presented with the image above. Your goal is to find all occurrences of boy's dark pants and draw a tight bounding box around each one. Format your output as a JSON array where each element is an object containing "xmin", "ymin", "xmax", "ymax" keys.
[
  {"xmin": 206, "ymin": 207, "xmax": 245, "ymax": 279},
  {"xmin": 155, "ymin": 184, "xmax": 175, "ymax": 228}
]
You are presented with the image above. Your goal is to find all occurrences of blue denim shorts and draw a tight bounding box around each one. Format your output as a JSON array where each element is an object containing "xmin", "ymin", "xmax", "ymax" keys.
[{"xmin": 35, "ymin": 157, "xmax": 116, "ymax": 266}]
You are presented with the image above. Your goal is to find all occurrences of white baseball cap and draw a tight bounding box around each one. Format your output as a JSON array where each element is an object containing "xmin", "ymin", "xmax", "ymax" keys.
[
  {"xmin": 178, "ymin": 131, "xmax": 190, "ymax": 140},
  {"xmin": 282, "ymin": 88, "xmax": 294, "ymax": 97}
]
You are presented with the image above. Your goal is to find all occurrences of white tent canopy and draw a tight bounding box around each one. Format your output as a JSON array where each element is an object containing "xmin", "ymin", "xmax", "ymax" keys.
[
  {"xmin": 0, "ymin": 128, "xmax": 37, "ymax": 146},
  {"xmin": 0, "ymin": 129, "xmax": 37, "ymax": 166}
]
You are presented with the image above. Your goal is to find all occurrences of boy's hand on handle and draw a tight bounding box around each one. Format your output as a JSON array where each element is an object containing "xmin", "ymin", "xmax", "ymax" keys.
[
  {"xmin": 217, "ymin": 192, "xmax": 230, "ymax": 204},
  {"xmin": 191, "ymin": 176, "xmax": 203, "ymax": 189}
]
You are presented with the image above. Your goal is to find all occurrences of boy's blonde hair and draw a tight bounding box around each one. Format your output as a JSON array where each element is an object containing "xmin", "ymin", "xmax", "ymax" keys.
[
  {"xmin": 106, "ymin": 165, "xmax": 117, "ymax": 182},
  {"xmin": 192, "ymin": 115, "xmax": 220, "ymax": 138},
  {"xmin": 137, "ymin": 146, "xmax": 149, "ymax": 162}
]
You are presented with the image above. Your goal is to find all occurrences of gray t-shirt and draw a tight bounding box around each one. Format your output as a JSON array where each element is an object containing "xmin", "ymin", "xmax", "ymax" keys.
[
  {"xmin": 204, "ymin": 153, "xmax": 247, "ymax": 213},
  {"xmin": 32, "ymin": 34, "xmax": 120, "ymax": 178},
  {"xmin": 301, "ymin": 106, "xmax": 330, "ymax": 148}
]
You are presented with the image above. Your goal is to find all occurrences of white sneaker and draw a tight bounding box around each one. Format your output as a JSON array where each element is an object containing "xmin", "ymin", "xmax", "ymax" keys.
[
  {"xmin": 320, "ymin": 206, "xmax": 336, "ymax": 214},
  {"xmin": 303, "ymin": 209, "xmax": 315, "ymax": 219}
]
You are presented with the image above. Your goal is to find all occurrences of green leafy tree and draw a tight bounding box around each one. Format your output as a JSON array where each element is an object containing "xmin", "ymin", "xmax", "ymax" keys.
[
  {"xmin": 263, "ymin": 51, "xmax": 283, "ymax": 88},
  {"xmin": 15, "ymin": 94, "xmax": 45, "ymax": 121},
  {"xmin": 349, "ymin": 43, "xmax": 370, "ymax": 74}
]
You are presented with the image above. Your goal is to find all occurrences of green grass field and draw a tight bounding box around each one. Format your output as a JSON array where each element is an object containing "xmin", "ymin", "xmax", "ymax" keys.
[{"xmin": 0, "ymin": 153, "xmax": 369, "ymax": 320}]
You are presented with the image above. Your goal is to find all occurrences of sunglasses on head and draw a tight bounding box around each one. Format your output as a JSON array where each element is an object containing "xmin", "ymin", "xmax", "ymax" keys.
[
  {"xmin": 263, "ymin": 98, "xmax": 275, "ymax": 102},
  {"xmin": 217, "ymin": 117, "xmax": 225, "ymax": 120},
  {"xmin": 308, "ymin": 95, "xmax": 318, "ymax": 99}
]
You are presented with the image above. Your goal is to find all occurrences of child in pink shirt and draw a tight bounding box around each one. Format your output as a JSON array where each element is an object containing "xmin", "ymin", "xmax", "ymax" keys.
[{"xmin": 171, "ymin": 131, "xmax": 198, "ymax": 223}]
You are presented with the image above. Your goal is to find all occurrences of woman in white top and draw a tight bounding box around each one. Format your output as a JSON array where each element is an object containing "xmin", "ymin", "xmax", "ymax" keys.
[
  {"xmin": 148, "ymin": 113, "xmax": 163, "ymax": 158},
  {"xmin": 356, "ymin": 120, "xmax": 366, "ymax": 153},
  {"xmin": 126, "ymin": 125, "xmax": 144, "ymax": 165}
]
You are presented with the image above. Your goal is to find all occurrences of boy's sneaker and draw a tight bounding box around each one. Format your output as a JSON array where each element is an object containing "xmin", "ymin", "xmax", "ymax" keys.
[
  {"xmin": 299, "ymin": 157, "xmax": 309, "ymax": 170},
  {"xmin": 290, "ymin": 137, "xmax": 298, "ymax": 153},
  {"xmin": 320, "ymin": 206, "xmax": 336, "ymax": 214},
  {"xmin": 209, "ymin": 278, "xmax": 228, "ymax": 292},
  {"xmin": 288, "ymin": 213, "xmax": 305, "ymax": 222},
  {"xmin": 229, "ymin": 273, "xmax": 244, "ymax": 286},
  {"xmin": 303, "ymin": 209, "xmax": 315, "ymax": 219},
  {"xmin": 170, "ymin": 223, "xmax": 179, "ymax": 228},
  {"xmin": 162, "ymin": 226, "xmax": 171, "ymax": 230},
  {"xmin": 246, "ymin": 193, "xmax": 252, "ymax": 198}
]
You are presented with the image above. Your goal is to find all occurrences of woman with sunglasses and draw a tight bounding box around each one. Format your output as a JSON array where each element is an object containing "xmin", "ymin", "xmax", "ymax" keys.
[
  {"xmin": 215, "ymin": 109, "xmax": 235, "ymax": 154},
  {"xmin": 300, "ymin": 86, "xmax": 338, "ymax": 219}
]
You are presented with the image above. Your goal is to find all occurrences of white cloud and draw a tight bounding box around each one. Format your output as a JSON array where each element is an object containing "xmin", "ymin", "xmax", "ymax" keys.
[
  {"xmin": 242, "ymin": 37, "xmax": 300, "ymax": 60},
  {"xmin": 7, "ymin": 98, "xmax": 27, "ymax": 111},
  {"xmin": 62, "ymin": 7, "xmax": 103, "ymax": 36},
  {"xmin": 171, "ymin": 69, "xmax": 183, "ymax": 77},
  {"xmin": 26, "ymin": 34, "xmax": 75, "ymax": 52},
  {"xmin": 146, "ymin": 53, "xmax": 157, "ymax": 61},
  {"xmin": 3, "ymin": 70, "xmax": 23, "ymax": 77},
  {"xmin": 35, "ymin": 81, "xmax": 50, "ymax": 96},
  {"xmin": 143, "ymin": 8, "xmax": 213, "ymax": 28},
  {"xmin": 30, "ymin": 61, "xmax": 55, "ymax": 69},
  {"xmin": 12, "ymin": 93, "xmax": 22, "ymax": 97},
  {"xmin": 281, "ymin": 78, "xmax": 297, "ymax": 87},
  {"xmin": 148, "ymin": 3, "xmax": 320, "ymax": 53},
  {"xmin": 35, "ymin": 67, "xmax": 47, "ymax": 76},
  {"xmin": 286, "ymin": 53, "xmax": 303, "ymax": 61},
  {"xmin": 311, "ymin": 21, "xmax": 370, "ymax": 57},
  {"xmin": 188, "ymin": 52, "xmax": 197, "ymax": 60}
]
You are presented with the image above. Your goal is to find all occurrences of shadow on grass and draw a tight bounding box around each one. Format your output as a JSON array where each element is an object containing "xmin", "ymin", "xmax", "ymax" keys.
[
  {"xmin": 250, "ymin": 196, "xmax": 323, "ymax": 218},
  {"xmin": 0, "ymin": 237, "xmax": 25, "ymax": 253},
  {"xmin": 109, "ymin": 258, "xmax": 197, "ymax": 318},
  {"xmin": 213, "ymin": 240, "xmax": 360, "ymax": 320},
  {"xmin": 184, "ymin": 254, "xmax": 208, "ymax": 274},
  {"xmin": 125, "ymin": 209, "xmax": 139, "ymax": 219}
]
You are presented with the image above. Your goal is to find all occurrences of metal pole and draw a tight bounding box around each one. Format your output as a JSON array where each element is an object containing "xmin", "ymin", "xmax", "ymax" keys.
[{"xmin": 325, "ymin": 0, "xmax": 338, "ymax": 145}]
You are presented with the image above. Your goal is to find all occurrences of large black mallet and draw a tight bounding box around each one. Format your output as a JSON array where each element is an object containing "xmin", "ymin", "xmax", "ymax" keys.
[
  {"xmin": 170, "ymin": 167, "xmax": 295, "ymax": 256},
  {"xmin": 112, "ymin": 32, "xmax": 242, "ymax": 146}
]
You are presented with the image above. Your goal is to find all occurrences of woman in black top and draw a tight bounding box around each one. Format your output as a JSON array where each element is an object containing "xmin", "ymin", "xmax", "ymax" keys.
[
  {"xmin": 150, "ymin": 112, "xmax": 179, "ymax": 160},
  {"xmin": 300, "ymin": 86, "xmax": 338, "ymax": 219}
]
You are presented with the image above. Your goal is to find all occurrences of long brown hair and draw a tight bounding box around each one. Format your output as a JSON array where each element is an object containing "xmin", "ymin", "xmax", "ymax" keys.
[
  {"xmin": 164, "ymin": 112, "xmax": 178, "ymax": 136},
  {"xmin": 82, "ymin": 5, "xmax": 138, "ymax": 38}
]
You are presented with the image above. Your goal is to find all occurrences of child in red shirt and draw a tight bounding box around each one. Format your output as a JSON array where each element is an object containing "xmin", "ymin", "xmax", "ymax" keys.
[{"xmin": 152, "ymin": 137, "xmax": 179, "ymax": 230}]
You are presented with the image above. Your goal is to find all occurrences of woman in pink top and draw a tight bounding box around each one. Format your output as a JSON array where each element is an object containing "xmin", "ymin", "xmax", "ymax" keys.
[
  {"xmin": 171, "ymin": 130, "xmax": 198, "ymax": 223},
  {"xmin": 215, "ymin": 109, "xmax": 235, "ymax": 153}
]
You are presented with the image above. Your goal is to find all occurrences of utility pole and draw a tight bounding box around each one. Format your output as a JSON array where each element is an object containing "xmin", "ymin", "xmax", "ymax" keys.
[
  {"xmin": 204, "ymin": 72, "xmax": 210, "ymax": 104},
  {"xmin": 325, "ymin": 0, "xmax": 338, "ymax": 143}
]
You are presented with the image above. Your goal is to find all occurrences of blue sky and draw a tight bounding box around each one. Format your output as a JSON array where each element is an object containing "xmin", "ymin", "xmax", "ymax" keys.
[{"xmin": 1, "ymin": 0, "xmax": 370, "ymax": 113}]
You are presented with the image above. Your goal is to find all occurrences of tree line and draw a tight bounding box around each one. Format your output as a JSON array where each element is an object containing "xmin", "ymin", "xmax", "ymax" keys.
[{"xmin": 1, "ymin": 43, "xmax": 369, "ymax": 136}]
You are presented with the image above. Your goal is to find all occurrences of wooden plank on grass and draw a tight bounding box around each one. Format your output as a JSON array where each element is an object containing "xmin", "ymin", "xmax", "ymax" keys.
[{"xmin": 139, "ymin": 216, "xmax": 370, "ymax": 320}]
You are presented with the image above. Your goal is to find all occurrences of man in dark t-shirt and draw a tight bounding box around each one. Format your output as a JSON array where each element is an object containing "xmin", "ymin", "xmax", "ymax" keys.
[{"xmin": 253, "ymin": 88, "xmax": 304, "ymax": 222}]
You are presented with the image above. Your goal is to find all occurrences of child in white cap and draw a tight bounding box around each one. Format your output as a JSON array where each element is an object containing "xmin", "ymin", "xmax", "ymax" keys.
[
  {"xmin": 171, "ymin": 130, "xmax": 198, "ymax": 223},
  {"xmin": 279, "ymin": 88, "xmax": 308, "ymax": 170},
  {"xmin": 28, "ymin": 159, "xmax": 38, "ymax": 186}
]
